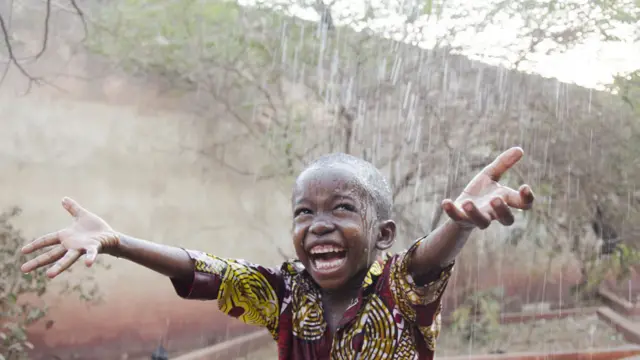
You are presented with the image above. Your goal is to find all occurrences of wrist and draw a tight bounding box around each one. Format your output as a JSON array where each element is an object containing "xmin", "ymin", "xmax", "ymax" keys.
[
  {"xmin": 447, "ymin": 218, "xmax": 476, "ymax": 232},
  {"xmin": 102, "ymin": 231, "xmax": 124, "ymax": 257}
]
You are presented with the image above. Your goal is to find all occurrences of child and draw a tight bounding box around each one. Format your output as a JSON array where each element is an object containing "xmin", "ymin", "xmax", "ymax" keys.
[{"xmin": 21, "ymin": 147, "xmax": 534, "ymax": 359}]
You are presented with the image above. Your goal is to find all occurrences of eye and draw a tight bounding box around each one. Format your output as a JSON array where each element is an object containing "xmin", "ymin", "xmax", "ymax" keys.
[
  {"xmin": 294, "ymin": 208, "xmax": 312, "ymax": 217},
  {"xmin": 335, "ymin": 203, "xmax": 356, "ymax": 212}
]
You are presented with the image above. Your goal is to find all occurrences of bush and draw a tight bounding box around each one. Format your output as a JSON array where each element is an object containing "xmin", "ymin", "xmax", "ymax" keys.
[
  {"xmin": 0, "ymin": 207, "xmax": 103, "ymax": 360},
  {"xmin": 451, "ymin": 287, "xmax": 503, "ymax": 346}
]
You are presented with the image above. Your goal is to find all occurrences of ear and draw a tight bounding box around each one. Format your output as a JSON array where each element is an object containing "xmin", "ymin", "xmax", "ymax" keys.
[{"xmin": 375, "ymin": 220, "xmax": 396, "ymax": 251}]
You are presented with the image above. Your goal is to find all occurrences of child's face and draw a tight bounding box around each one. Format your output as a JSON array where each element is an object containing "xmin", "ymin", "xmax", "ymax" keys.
[{"xmin": 292, "ymin": 165, "xmax": 395, "ymax": 290}]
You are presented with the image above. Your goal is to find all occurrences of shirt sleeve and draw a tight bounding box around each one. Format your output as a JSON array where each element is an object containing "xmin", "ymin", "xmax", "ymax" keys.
[
  {"xmin": 170, "ymin": 249, "xmax": 284, "ymax": 339},
  {"xmin": 388, "ymin": 237, "xmax": 453, "ymax": 351}
]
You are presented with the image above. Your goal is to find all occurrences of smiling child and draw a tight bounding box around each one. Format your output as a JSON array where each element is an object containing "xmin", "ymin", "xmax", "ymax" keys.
[{"xmin": 21, "ymin": 147, "xmax": 534, "ymax": 359}]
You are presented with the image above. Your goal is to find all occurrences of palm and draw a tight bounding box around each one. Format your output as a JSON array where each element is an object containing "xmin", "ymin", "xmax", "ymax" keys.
[
  {"xmin": 60, "ymin": 214, "xmax": 111, "ymax": 250},
  {"xmin": 72, "ymin": 210, "xmax": 112, "ymax": 238},
  {"xmin": 442, "ymin": 147, "xmax": 535, "ymax": 229},
  {"xmin": 455, "ymin": 175, "xmax": 500, "ymax": 203},
  {"xmin": 20, "ymin": 198, "xmax": 117, "ymax": 278}
]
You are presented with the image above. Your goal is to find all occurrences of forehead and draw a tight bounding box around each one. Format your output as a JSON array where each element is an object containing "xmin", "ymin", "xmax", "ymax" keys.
[{"xmin": 294, "ymin": 164, "xmax": 367, "ymax": 200}]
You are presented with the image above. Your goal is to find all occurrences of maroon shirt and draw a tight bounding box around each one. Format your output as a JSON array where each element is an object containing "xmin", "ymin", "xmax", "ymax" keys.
[{"xmin": 171, "ymin": 238, "xmax": 453, "ymax": 359}]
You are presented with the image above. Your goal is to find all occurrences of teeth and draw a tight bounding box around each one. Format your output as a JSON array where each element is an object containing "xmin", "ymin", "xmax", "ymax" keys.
[
  {"xmin": 313, "ymin": 257, "xmax": 346, "ymax": 271},
  {"xmin": 310, "ymin": 245, "xmax": 345, "ymax": 255}
]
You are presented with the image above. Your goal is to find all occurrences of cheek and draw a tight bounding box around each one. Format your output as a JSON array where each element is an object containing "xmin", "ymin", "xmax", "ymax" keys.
[
  {"xmin": 292, "ymin": 223, "xmax": 310, "ymax": 262},
  {"xmin": 340, "ymin": 217, "xmax": 369, "ymax": 244},
  {"xmin": 292, "ymin": 222, "xmax": 306, "ymax": 246},
  {"xmin": 342, "ymin": 223, "xmax": 364, "ymax": 240}
]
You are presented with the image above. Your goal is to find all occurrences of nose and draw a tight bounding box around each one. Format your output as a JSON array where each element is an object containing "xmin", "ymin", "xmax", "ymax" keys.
[{"xmin": 309, "ymin": 215, "xmax": 335, "ymax": 235}]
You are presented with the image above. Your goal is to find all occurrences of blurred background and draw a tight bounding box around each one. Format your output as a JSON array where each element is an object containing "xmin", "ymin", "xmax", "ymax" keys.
[{"xmin": 1, "ymin": 0, "xmax": 639, "ymax": 359}]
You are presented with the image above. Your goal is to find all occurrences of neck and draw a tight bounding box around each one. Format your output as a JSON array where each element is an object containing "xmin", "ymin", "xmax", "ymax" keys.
[{"xmin": 320, "ymin": 267, "xmax": 369, "ymax": 304}]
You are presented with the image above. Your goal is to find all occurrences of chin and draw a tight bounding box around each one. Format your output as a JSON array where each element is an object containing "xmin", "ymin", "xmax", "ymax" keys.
[{"xmin": 313, "ymin": 274, "xmax": 348, "ymax": 289}]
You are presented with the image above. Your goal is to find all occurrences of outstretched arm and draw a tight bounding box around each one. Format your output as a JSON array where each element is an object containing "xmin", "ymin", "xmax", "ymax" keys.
[
  {"xmin": 21, "ymin": 197, "xmax": 193, "ymax": 280},
  {"xmin": 21, "ymin": 198, "xmax": 286, "ymax": 339},
  {"xmin": 408, "ymin": 147, "xmax": 535, "ymax": 283},
  {"xmin": 108, "ymin": 234, "xmax": 194, "ymax": 280}
]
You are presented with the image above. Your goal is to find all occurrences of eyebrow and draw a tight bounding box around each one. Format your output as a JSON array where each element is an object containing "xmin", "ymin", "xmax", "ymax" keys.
[
  {"xmin": 332, "ymin": 193, "xmax": 357, "ymax": 202},
  {"xmin": 293, "ymin": 192, "xmax": 359, "ymax": 206}
]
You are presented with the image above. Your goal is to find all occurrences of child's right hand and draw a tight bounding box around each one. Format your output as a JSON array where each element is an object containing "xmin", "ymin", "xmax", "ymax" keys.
[{"xmin": 20, "ymin": 197, "xmax": 120, "ymax": 279}]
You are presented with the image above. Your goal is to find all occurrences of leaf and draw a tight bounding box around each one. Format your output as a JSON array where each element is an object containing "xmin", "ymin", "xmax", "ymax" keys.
[
  {"xmin": 423, "ymin": 0, "xmax": 433, "ymax": 15},
  {"xmin": 26, "ymin": 308, "xmax": 46, "ymax": 322},
  {"xmin": 6, "ymin": 293, "xmax": 17, "ymax": 304}
]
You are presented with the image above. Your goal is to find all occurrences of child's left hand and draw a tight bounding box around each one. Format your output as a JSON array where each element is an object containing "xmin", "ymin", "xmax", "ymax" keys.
[{"xmin": 442, "ymin": 147, "xmax": 534, "ymax": 229}]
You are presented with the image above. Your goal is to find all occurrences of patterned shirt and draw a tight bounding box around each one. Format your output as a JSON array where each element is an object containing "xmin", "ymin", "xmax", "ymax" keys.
[{"xmin": 171, "ymin": 238, "xmax": 453, "ymax": 359}]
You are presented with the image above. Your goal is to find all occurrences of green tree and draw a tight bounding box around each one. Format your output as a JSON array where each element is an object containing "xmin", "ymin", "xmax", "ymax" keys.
[
  {"xmin": 460, "ymin": 0, "xmax": 640, "ymax": 68},
  {"xmin": 612, "ymin": 69, "xmax": 640, "ymax": 111}
]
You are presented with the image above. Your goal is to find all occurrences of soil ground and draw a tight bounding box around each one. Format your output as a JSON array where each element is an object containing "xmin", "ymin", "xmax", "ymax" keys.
[
  {"xmin": 233, "ymin": 343, "xmax": 278, "ymax": 359},
  {"xmin": 437, "ymin": 315, "xmax": 628, "ymax": 356}
]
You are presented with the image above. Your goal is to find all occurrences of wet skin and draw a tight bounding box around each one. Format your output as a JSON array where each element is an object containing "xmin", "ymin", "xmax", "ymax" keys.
[{"xmin": 292, "ymin": 165, "xmax": 396, "ymax": 332}]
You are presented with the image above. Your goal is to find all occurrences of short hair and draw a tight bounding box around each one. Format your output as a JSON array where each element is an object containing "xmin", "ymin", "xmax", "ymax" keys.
[{"xmin": 297, "ymin": 153, "xmax": 393, "ymax": 220}]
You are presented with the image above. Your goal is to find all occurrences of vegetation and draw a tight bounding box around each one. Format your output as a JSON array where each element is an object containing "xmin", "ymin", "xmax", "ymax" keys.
[
  {"xmin": 0, "ymin": 207, "xmax": 103, "ymax": 359},
  {"xmin": 451, "ymin": 288, "xmax": 503, "ymax": 346}
]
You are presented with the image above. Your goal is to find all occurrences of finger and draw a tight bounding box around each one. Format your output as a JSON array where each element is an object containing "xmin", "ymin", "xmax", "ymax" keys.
[
  {"xmin": 502, "ymin": 185, "xmax": 535, "ymax": 210},
  {"xmin": 482, "ymin": 147, "xmax": 524, "ymax": 181},
  {"xmin": 84, "ymin": 246, "xmax": 99, "ymax": 267},
  {"xmin": 490, "ymin": 197, "xmax": 515, "ymax": 226},
  {"xmin": 22, "ymin": 231, "xmax": 61, "ymax": 254},
  {"xmin": 21, "ymin": 245, "xmax": 67, "ymax": 273},
  {"xmin": 442, "ymin": 199, "xmax": 467, "ymax": 222},
  {"xmin": 62, "ymin": 197, "xmax": 88, "ymax": 218},
  {"xmin": 519, "ymin": 185, "xmax": 535, "ymax": 209},
  {"xmin": 46, "ymin": 249, "xmax": 81, "ymax": 279},
  {"xmin": 462, "ymin": 201, "xmax": 491, "ymax": 229}
]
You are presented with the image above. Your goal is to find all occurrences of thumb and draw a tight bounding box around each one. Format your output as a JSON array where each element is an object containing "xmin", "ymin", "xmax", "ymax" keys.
[
  {"xmin": 84, "ymin": 246, "xmax": 99, "ymax": 267},
  {"xmin": 62, "ymin": 197, "xmax": 87, "ymax": 218}
]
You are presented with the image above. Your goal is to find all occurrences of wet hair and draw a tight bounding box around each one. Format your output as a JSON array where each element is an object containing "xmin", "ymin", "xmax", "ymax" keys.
[{"xmin": 297, "ymin": 153, "xmax": 393, "ymax": 220}]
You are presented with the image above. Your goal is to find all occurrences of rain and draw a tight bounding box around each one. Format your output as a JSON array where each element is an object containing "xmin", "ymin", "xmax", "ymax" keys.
[{"xmin": 1, "ymin": 0, "xmax": 639, "ymax": 359}]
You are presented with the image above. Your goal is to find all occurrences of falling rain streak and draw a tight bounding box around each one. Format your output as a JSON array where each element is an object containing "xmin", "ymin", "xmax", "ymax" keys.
[{"xmin": 3, "ymin": 0, "xmax": 639, "ymax": 358}]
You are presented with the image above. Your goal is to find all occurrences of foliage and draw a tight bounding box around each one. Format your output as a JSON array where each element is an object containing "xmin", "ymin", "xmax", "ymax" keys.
[
  {"xmin": 573, "ymin": 243, "xmax": 640, "ymax": 298},
  {"xmin": 0, "ymin": 207, "xmax": 103, "ymax": 360},
  {"xmin": 89, "ymin": 1, "xmax": 259, "ymax": 78},
  {"xmin": 451, "ymin": 287, "xmax": 503, "ymax": 346},
  {"xmin": 464, "ymin": 0, "xmax": 640, "ymax": 67},
  {"xmin": 611, "ymin": 69, "xmax": 640, "ymax": 112}
]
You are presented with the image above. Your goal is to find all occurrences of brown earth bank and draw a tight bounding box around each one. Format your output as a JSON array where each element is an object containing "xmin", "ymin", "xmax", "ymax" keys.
[
  {"xmin": 441, "ymin": 258, "xmax": 585, "ymax": 316},
  {"xmin": 27, "ymin": 297, "xmax": 261, "ymax": 360},
  {"xmin": 29, "ymin": 319, "xmax": 260, "ymax": 360}
]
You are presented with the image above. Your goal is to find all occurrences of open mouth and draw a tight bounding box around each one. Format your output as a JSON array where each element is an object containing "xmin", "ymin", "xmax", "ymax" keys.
[{"xmin": 309, "ymin": 244, "xmax": 347, "ymax": 273}]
